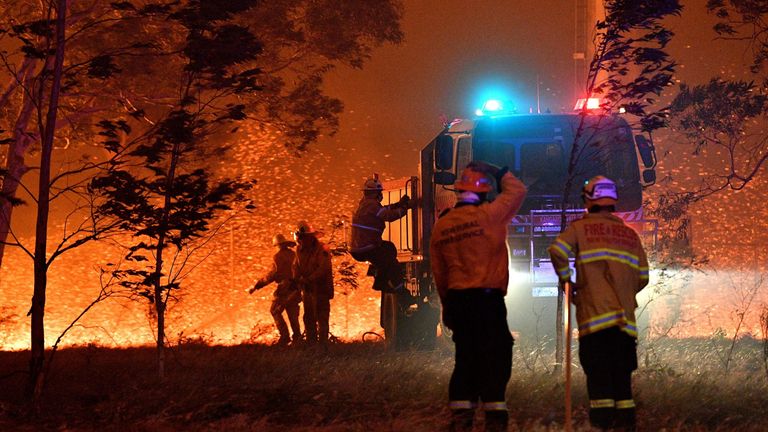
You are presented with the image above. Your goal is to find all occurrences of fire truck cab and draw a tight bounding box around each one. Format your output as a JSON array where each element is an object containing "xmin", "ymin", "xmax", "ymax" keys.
[{"xmin": 374, "ymin": 103, "xmax": 658, "ymax": 349}]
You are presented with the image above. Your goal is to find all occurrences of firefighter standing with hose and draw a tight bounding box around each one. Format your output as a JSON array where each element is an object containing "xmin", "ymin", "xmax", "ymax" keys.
[
  {"xmin": 548, "ymin": 176, "xmax": 649, "ymax": 431},
  {"xmin": 430, "ymin": 161, "xmax": 526, "ymax": 432},
  {"xmin": 248, "ymin": 233, "xmax": 302, "ymax": 346}
]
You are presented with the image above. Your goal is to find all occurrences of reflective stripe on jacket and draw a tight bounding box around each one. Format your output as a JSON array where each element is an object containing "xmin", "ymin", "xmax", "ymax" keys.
[
  {"xmin": 430, "ymin": 172, "xmax": 527, "ymax": 300},
  {"xmin": 350, "ymin": 197, "xmax": 406, "ymax": 253},
  {"xmin": 547, "ymin": 212, "xmax": 649, "ymax": 338}
]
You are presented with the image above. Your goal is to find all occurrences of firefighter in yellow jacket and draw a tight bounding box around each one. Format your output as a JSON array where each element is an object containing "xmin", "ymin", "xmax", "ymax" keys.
[
  {"xmin": 248, "ymin": 234, "xmax": 301, "ymax": 346},
  {"xmin": 430, "ymin": 161, "xmax": 526, "ymax": 432},
  {"xmin": 548, "ymin": 176, "xmax": 649, "ymax": 431}
]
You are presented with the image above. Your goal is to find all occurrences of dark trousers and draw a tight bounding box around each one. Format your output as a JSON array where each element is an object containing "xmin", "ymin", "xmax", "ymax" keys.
[
  {"xmin": 270, "ymin": 299, "xmax": 301, "ymax": 342},
  {"xmin": 351, "ymin": 241, "xmax": 403, "ymax": 291},
  {"xmin": 444, "ymin": 289, "xmax": 513, "ymax": 431},
  {"xmin": 302, "ymin": 290, "xmax": 330, "ymax": 344},
  {"xmin": 578, "ymin": 327, "xmax": 638, "ymax": 430}
]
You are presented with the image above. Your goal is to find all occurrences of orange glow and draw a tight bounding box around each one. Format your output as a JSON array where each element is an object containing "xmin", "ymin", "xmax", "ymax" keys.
[{"xmin": 0, "ymin": 127, "xmax": 388, "ymax": 351}]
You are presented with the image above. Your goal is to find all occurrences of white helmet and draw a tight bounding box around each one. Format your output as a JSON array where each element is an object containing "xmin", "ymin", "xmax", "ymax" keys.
[{"xmin": 582, "ymin": 176, "xmax": 618, "ymax": 206}]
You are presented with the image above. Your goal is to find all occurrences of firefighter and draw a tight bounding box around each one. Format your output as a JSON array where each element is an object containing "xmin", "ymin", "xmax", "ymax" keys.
[
  {"xmin": 293, "ymin": 221, "xmax": 334, "ymax": 346},
  {"xmin": 248, "ymin": 233, "xmax": 301, "ymax": 346},
  {"xmin": 430, "ymin": 161, "xmax": 526, "ymax": 432},
  {"xmin": 547, "ymin": 176, "xmax": 649, "ymax": 431},
  {"xmin": 350, "ymin": 174, "xmax": 411, "ymax": 292}
]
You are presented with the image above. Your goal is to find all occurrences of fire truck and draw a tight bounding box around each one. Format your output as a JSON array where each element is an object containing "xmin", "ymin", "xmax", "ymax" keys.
[{"xmin": 374, "ymin": 99, "xmax": 658, "ymax": 350}]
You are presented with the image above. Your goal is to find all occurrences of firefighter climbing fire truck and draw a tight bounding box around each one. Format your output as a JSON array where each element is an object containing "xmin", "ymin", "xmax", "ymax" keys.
[{"xmin": 371, "ymin": 99, "xmax": 658, "ymax": 349}]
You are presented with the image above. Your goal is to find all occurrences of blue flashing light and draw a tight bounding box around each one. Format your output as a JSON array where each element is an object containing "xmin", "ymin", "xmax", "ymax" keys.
[
  {"xmin": 475, "ymin": 98, "xmax": 514, "ymax": 117},
  {"xmin": 483, "ymin": 99, "xmax": 504, "ymax": 112}
]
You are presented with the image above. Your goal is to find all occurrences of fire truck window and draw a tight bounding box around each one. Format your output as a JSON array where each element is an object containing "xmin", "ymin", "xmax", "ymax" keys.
[
  {"xmin": 456, "ymin": 137, "xmax": 472, "ymax": 171},
  {"xmin": 520, "ymin": 142, "xmax": 565, "ymax": 195}
]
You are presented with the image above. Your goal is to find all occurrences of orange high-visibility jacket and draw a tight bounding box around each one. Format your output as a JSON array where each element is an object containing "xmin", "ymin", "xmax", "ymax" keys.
[
  {"xmin": 548, "ymin": 212, "xmax": 649, "ymax": 338},
  {"xmin": 430, "ymin": 172, "xmax": 527, "ymax": 300},
  {"xmin": 258, "ymin": 247, "xmax": 297, "ymax": 300},
  {"xmin": 350, "ymin": 197, "xmax": 407, "ymax": 253}
]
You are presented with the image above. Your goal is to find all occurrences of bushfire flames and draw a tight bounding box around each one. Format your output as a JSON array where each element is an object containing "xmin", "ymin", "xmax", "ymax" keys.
[{"xmin": 0, "ymin": 128, "xmax": 387, "ymax": 351}]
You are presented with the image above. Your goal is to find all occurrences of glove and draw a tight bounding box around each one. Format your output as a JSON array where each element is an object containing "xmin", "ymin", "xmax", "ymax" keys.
[
  {"xmin": 249, "ymin": 280, "xmax": 266, "ymax": 293},
  {"xmin": 495, "ymin": 166, "xmax": 509, "ymax": 193},
  {"xmin": 398, "ymin": 195, "xmax": 411, "ymax": 209},
  {"xmin": 559, "ymin": 280, "xmax": 578, "ymax": 302}
]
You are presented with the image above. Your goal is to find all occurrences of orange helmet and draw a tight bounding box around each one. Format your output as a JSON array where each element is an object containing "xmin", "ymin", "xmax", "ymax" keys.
[{"xmin": 454, "ymin": 167, "xmax": 492, "ymax": 193}]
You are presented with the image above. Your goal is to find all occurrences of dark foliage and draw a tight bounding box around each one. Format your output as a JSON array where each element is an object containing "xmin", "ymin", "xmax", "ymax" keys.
[
  {"xmin": 707, "ymin": 0, "xmax": 768, "ymax": 73},
  {"xmin": 591, "ymin": 0, "xmax": 682, "ymax": 132}
]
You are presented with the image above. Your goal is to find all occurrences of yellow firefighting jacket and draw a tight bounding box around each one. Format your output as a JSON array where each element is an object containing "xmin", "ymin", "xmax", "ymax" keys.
[
  {"xmin": 350, "ymin": 197, "xmax": 407, "ymax": 254},
  {"xmin": 430, "ymin": 172, "xmax": 527, "ymax": 300},
  {"xmin": 294, "ymin": 238, "xmax": 334, "ymax": 299},
  {"xmin": 548, "ymin": 212, "xmax": 649, "ymax": 338},
  {"xmin": 257, "ymin": 247, "xmax": 299, "ymax": 302}
]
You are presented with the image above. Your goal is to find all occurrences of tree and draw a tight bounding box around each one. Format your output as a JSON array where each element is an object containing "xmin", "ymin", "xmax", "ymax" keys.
[
  {"xmin": 0, "ymin": 1, "xmax": 173, "ymax": 402},
  {"xmin": 88, "ymin": 0, "xmax": 403, "ymax": 379},
  {"xmin": 555, "ymin": 0, "xmax": 682, "ymax": 367},
  {"xmin": 0, "ymin": 0, "xmax": 403, "ymax": 398},
  {"xmin": 707, "ymin": 0, "xmax": 768, "ymax": 75},
  {"xmin": 0, "ymin": 0, "xmax": 405, "ymax": 265},
  {"xmin": 29, "ymin": 0, "xmax": 67, "ymax": 405},
  {"xmin": 656, "ymin": 1, "xmax": 768, "ymax": 213}
]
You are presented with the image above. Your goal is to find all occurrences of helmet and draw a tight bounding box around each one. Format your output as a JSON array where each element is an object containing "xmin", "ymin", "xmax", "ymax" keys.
[
  {"xmin": 294, "ymin": 220, "xmax": 318, "ymax": 239},
  {"xmin": 272, "ymin": 233, "xmax": 295, "ymax": 247},
  {"xmin": 454, "ymin": 167, "xmax": 492, "ymax": 193},
  {"xmin": 582, "ymin": 176, "xmax": 618, "ymax": 206},
  {"xmin": 362, "ymin": 174, "xmax": 383, "ymax": 191}
]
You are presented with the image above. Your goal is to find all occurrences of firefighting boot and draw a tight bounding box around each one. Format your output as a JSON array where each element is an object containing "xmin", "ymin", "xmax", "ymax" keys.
[
  {"xmin": 614, "ymin": 404, "xmax": 636, "ymax": 432},
  {"xmin": 484, "ymin": 410, "xmax": 509, "ymax": 432},
  {"xmin": 588, "ymin": 406, "xmax": 616, "ymax": 431},
  {"xmin": 448, "ymin": 409, "xmax": 474, "ymax": 432}
]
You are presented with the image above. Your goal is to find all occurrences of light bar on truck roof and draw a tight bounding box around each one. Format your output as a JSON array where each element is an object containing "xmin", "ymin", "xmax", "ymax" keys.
[
  {"xmin": 475, "ymin": 99, "xmax": 509, "ymax": 117},
  {"xmin": 573, "ymin": 97, "xmax": 602, "ymax": 111}
]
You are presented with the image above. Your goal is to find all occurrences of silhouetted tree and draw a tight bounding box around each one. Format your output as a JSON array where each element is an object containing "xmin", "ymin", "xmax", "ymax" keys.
[
  {"xmin": 88, "ymin": 0, "xmax": 403, "ymax": 379},
  {"xmin": 656, "ymin": 2, "xmax": 768, "ymax": 213},
  {"xmin": 0, "ymin": 0, "xmax": 403, "ymax": 395}
]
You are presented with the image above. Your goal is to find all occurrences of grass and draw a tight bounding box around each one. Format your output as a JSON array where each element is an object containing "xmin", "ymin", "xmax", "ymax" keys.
[{"xmin": 0, "ymin": 337, "xmax": 767, "ymax": 431}]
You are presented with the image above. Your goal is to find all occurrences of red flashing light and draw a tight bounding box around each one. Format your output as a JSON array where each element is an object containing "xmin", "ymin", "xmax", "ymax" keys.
[{"xmin": 574, "ymin": 98, "xmax": 602, "ymax": 111}]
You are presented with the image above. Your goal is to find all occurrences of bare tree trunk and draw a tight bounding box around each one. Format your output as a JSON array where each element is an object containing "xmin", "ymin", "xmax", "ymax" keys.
[
  {"xmin": 0, "ymin": 65, "xmax": 38, "ymax": 268},
  {"xmin": 156, "ymin": 297, "xmax": 165, "ymax": 379},
  {"xmin": 153, "ymin": 131, "xmax": 182, "ymax": 381},
  {"xmin": 29, "ymin": 0, "xmax": 67, "ymax": 407}
]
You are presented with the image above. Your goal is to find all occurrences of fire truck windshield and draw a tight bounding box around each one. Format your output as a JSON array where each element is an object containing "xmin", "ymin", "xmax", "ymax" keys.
[{"xmin": 471, "ymin": 114, "xmax": 642, "ymax": 212}]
